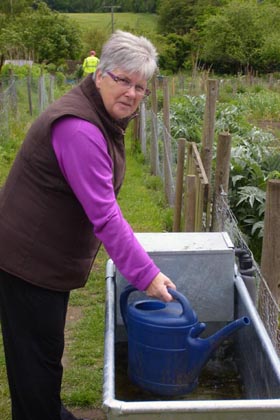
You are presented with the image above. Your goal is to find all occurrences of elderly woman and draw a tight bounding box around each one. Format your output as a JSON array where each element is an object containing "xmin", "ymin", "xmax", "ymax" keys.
[{"xmin": 0, "ymin": 31, "xmax": 176, "ymax": 420}]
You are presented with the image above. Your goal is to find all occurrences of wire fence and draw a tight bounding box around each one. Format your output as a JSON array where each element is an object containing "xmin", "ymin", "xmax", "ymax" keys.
[
  {"xmin": 214, "ymin": 192, "xmax": 280, "ymax": 357},
  {"xmin": 1, "ymin": 73, "xmax": 279, "ymax": 357},
  {"xmin": 0, "ymin": 73, "xmax": 65, "ymax": 143},
  {"xmin": 137, "ymin": 102, "xmax": 179, "ymax": 203},
  {"xmin": 139, "ymin": 93, "xmax": 280, "ymax": 357}
]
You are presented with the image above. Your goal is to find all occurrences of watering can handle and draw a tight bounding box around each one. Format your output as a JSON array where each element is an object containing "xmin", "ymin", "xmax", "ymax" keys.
[
  {"xmin": 120, "ymin": 285, "xmax": 197, "ymax": 329},
  {"xmin": 167, "ymin": 287, "xmax": 197, "ymax": 322},
  {"xmin": 120, "ymin": 285, "xmax": 137, "ymax": 330}
]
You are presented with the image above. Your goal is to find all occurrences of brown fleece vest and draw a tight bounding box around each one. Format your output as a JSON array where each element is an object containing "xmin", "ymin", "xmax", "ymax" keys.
[{"xmin": 0, "ymin": 75, "xmax": 129, "ymax": 291}]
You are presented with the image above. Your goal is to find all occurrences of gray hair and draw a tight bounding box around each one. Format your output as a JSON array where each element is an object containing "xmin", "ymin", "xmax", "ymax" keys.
[{"xmin": 96, "ymin": 30, "xmax": 158, "ymax": 80}]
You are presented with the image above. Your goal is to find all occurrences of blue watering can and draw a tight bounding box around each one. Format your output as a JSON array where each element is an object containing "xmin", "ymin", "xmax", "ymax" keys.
[{"xmin": 120, "ymin": 285, "xmax": 250, "ymax": 396}]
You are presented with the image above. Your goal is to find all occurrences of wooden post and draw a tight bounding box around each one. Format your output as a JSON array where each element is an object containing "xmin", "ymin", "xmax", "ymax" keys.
[
  {"xmin": 184, "ymin": 175, "xmax": 196, "ymax": 232},
  {"xmin": 201, "ymin": 79, "xmax": 219, "ymax": 228},
  {"xmin": 132, "ymin": 113, "xmax": 139, "ymax": 153},
  {"xmin": 38, "ymin": 67, "xmax": 44, "ymax": 113},
  {"xmin": 49, "ymin": 74, "xmax": 55, "ymax": 104},
  {"xmin": 0, "ymin": 79, "xmax": 3, "ymax": 111},
  {"xmin": 179, "ymin": 74, "xmax": 184, "ymax": 93},
  {"xmin": 139, "ymin": 100, "xmax": 146, "ymax": 156},
  {"xmin": 163, "ymin": 77, "xmax": 174, "ymax": 206},
  {"xmin": 173, "ymin": 138, "xmax": 186, "ymax": 231},
  {"xmin": 191, "ymin": 142, "xmax": 208, "ymax": 231},
  {"xmin": 261, "ymin": 179, "xmax": 280, "ymax": 304},
  {"xmin": 212, "ymin": 132, "xmax": 232, "ymax": 232},
  {"xmin": 185, "ymin": 142, "xmax": 209, "ymax": 231},
  {"xmin": 201, "ymin": 78, "xmax": 219, "ymax": 177},
  {"xmin": 172, "ymin": 77, "xmax": 175, "ymax": 96},
  {"xmin": 0, "ymin": 79, "xmax": 7, "ymax": 140},
  {"xmin": 186, "ymin": 142, "xmax": 194, "ymax": 174},
  {"xmin": 150, "ymin": 75, "xmax": 159, "ymax": 176},
  {"xmin": 9, "ymin": 68, "xmax": 18, "ymax": 116},
  {"xmin": 27, "ymin": 67, "xmax": 33, "ymax": 116}
]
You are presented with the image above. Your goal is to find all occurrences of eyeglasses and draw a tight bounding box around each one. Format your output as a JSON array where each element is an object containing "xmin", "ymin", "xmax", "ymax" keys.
[{"xmin": 106, "ymin": 71, "xmax": 150, "ymax": 97}]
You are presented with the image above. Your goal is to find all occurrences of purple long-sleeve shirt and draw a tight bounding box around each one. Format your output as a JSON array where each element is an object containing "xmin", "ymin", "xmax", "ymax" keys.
[{"xmin": 51, "ymin": 116, "xmax": 160, "ymax": 291}]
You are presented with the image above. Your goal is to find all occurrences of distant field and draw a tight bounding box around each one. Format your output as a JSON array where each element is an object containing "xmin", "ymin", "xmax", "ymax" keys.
[{"xmin": 66, "ymin": 13, "xmax": 158, "ymax": 35}]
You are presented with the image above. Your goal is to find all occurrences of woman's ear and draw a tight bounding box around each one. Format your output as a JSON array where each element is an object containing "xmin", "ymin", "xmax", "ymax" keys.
[{"xmin": 95, "ymin": 70, "xmax": 102, "ymax": 89}]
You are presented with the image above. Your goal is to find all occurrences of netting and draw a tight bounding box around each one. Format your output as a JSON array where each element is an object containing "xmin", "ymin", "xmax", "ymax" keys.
[
  {"xmin": 143, "ymin": 107, "xmax": 179, "ymax": 205},
  {"xmin": 0, "ymin": 74, "xmax": 59, "ymax": 144},
  {"xmin": 214, "ymin": 190, "xmax": 280, "ymax": 356},
  {"xmin": 142, "ymin": 96, "xmax": 279, "ymax": 357}
]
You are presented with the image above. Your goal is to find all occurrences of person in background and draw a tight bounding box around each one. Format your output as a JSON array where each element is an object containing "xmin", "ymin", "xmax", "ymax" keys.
[
  {"xmin": 0, "ymin": 30, "xmax": 176, "ymax": 420},
  {"xmin": 82, "ymin": 50, "xmax": 100, "ymax": 76}
]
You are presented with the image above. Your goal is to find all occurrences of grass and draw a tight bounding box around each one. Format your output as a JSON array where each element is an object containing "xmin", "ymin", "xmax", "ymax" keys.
[
  {"xmin": 66, "ymin": 12, "xmax": 159, "ymax": 59},
  {"xmin": 0, "ymin": 127, "xmax": 170, "ymax": 419},
  {"xmin": 66, "ymin": 12, "xmax": 158, "ymax": 35}
]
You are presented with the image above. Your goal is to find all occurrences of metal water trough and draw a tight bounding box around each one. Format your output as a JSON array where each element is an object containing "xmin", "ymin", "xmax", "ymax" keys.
[{"xmin": 103, "ymin": 232, "xmax": 280, "ymax": 419}]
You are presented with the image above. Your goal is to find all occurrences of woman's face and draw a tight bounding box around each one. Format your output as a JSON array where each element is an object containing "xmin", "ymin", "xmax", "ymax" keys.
[{"xmin": 95, "ymin": 68, "xmax": 148, "ymax": 120}]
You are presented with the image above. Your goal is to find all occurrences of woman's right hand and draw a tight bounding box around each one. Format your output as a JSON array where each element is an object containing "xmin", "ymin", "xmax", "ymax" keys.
[{"xmin": 145, "ymin": 272, "xmax": 176, "ymax": 302}]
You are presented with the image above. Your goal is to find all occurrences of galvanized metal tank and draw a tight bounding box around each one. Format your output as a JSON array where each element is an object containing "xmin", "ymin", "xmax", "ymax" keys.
[{"xmin": 103, "ymin": 232, "xmax": 280, "ymax": 419}]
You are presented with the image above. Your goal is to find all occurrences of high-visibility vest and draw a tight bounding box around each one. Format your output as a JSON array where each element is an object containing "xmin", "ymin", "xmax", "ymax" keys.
[{"xmin": 82, "ymin": 56, "xmax": 99, "ymax": 75}]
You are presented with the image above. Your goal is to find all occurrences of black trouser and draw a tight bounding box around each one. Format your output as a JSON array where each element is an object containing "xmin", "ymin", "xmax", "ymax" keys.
[{"xmin": 0, "ymin": 269, "xmax": 78, "ymax": 420}]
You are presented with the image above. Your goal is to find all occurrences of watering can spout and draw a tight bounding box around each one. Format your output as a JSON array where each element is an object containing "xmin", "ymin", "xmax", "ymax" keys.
[
  {"xmin": 188, "ymin": 316, "xmax": 251, "ymax": 372},
  {"xmin": 206, "ymin": 316, "xmax": 250, "ymax": 349}
]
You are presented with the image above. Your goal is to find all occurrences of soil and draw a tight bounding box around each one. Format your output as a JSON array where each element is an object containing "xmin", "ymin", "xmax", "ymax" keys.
[
  {"xmin": 256, "ymin": 120, "xmax": 280, "ymax": 132},
  {"xmin": 70, "ymin": 407, "xmax": 106, "ymax": 420}
]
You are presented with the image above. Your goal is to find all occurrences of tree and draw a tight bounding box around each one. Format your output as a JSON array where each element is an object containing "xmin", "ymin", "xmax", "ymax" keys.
[
  {"xmin": 155, "ymin": 0, "xmax": 227, "ymax": 72},
  {"xmin": 158, "ymin": 33, "xmax": 191, "ymax": 73},
  {"xmin": 157, "ymin": 0, "xmax": 228, "ymax": 35},
  {"xmin": 0, "ymin": 0, "xmax": 33, "ymax": 15},
  {"xmin": 259, "ymin": 32, "xmax": 280, "ymax": 72},
  {"xmin": 157, "ymin": 0, "xmax": 197, "ymax": 35},
  {"xmin": 0, "ymin": 2, "xmax": 82, "ymax": 64},
  {"xmin": 44, "ymin": 0, "xmax": 103, "ymax": 12},
  {"xmin": 42, "ymin": 0, "xmax": 158, "ymax": 13},
  {"xmin": 200, "ymin": 0, "xmax": 280, "ymax": 73},
  {"xmin": 115, "ymin": 0, "xmax": 158, "ymax": 13}
]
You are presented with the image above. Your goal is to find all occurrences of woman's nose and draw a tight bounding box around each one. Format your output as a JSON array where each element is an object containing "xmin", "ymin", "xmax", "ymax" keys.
[{"xmin": 124, "ymin": 85, "xmax": 138, "ymax": 97}]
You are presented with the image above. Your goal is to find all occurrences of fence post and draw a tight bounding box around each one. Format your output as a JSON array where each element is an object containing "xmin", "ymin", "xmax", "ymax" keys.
[
  {"xmin": 150, "ymin": 75, "xmax": 160, "ymax": 176},
  {"xmin": 38, "ymin": 67, "xmax": 45, "ymax": 113},
  {"xmin": 162, "ymin": 77, "xmax": 174, "ymax": 206},
  {"xmin": 201, "ymin": 79, "xmax": 219, "ymax": 228},
  {"xmin": 173, "ymin": 138, "xmax": 186, "ymax": 231},
  {"xmin": 27, "ymin": 67, "xmax": 33, "ymax": 116},
  {"xmin": 212, "ymin": 132, "xmax": 232, "ymax": 232},
  {"xmin": 0, "ymin": 79, "xmax": 9, "ymax": 141},
  {"xmin": 139, "ymin": 100, "xmax": 146, "ymax": 156},
  {"xmin": 171, "ymin": 77, "xmax": 175, "ymax": 96},
  {"xmin": 187, "ymin": 142, "xmax": 209, "ymax": 230},
  {"xmin": 0, "ymin": 79, "xmax": 3, "ymax": 111},
  {"xmin": 260, "ymin": 179, "xmax": 280, "ymax": 304},
  {"xmin": 186, "ymin": 142, "xmax": 194, "ymax": 173},
  {"xmin": 184, "ymin": 175, "xmax": 196, "ymax": 232},
  {"xmin": 49, "ymin": 73, "xmax": 55, "ymax": 104},
  {"xmin": 132, "ymin": 113, "xmax": 139, "ymax": 153},
  {"xmin": 9, "ymin": 68, "xmax": 18, "ymax": 116}
]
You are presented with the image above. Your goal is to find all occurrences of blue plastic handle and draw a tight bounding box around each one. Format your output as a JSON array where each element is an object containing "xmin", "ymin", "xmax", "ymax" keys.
[
  {"xmin": 120, "ymin": 285, "xmax": 197, "ymax": 329},
  {"xmin": 167, "ymin": 287, "xmax": 197, "ymax": 323}
]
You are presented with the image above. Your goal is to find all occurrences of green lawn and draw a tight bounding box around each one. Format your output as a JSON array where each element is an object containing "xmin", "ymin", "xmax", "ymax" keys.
[{"xmin": 66, "ymin": 12, "xmax": 158, "ymax": 35}]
